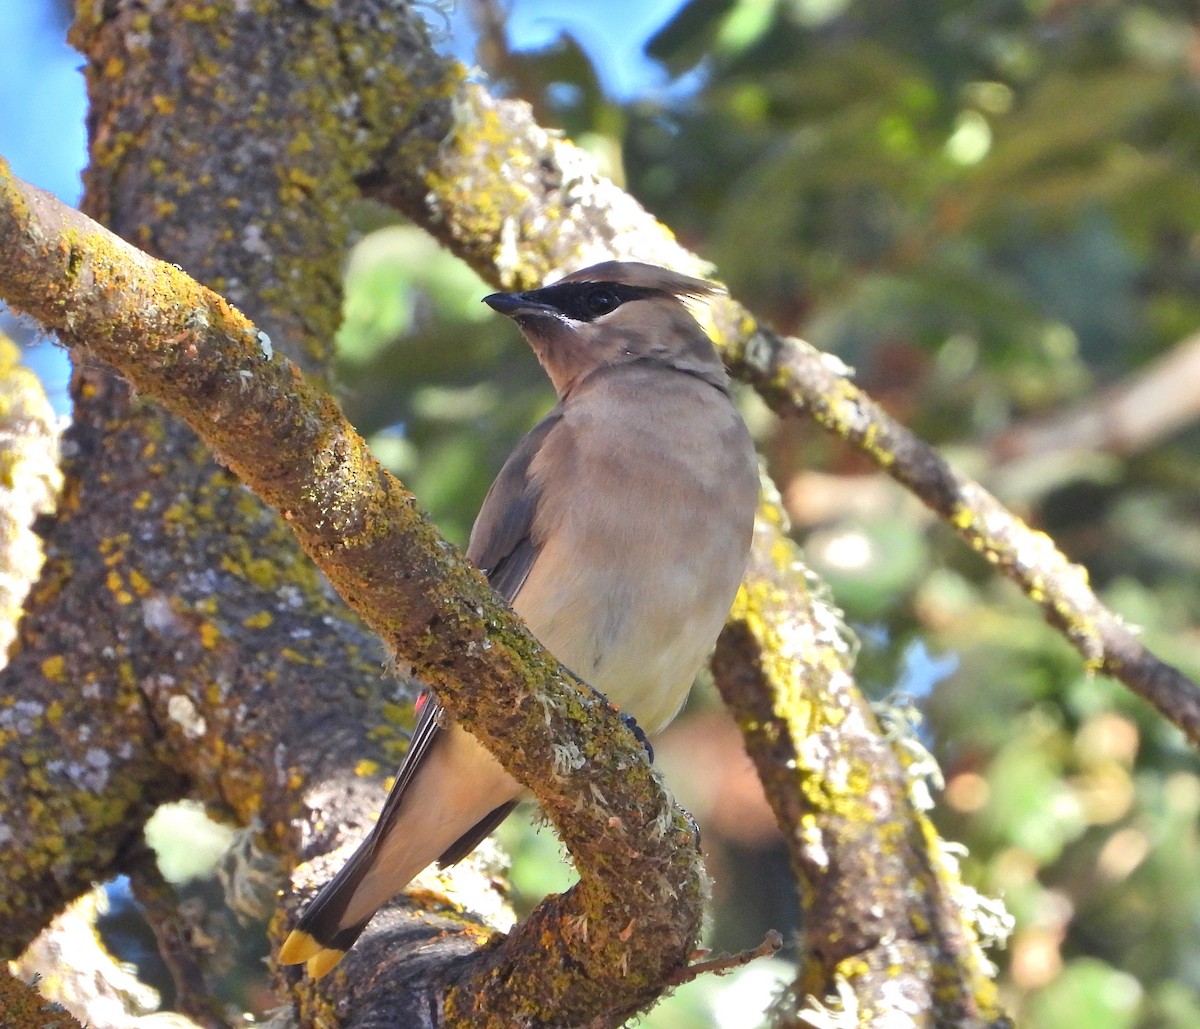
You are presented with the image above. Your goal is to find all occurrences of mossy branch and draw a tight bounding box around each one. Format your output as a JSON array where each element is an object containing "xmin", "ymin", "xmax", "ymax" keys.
[
  {"xmin": 713, "ymin": 483, "xmax": 1010, "ymax": 1026},
  {"xmin": 0, "ymin": 968, "xmax": 84, "ymax": 1029},
  {"xmin": 0, "ymin": 157, "xmax": 702, "ymax": 1028}
]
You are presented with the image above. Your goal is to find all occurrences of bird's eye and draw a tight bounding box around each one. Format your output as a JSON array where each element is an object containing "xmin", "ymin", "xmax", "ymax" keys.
[{"xmin": 586, "ymin": 287, "xmax": 620, "ymax": 316}]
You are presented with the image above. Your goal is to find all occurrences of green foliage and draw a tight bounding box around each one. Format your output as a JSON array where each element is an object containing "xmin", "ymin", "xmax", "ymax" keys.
[
  {"xmin": 1026, "ymin": 959, "xmax": 1142, "ymax": 1028},
  {"xmin": 336, "ymin": 224, "xmax": 552, "ymax": 543}
]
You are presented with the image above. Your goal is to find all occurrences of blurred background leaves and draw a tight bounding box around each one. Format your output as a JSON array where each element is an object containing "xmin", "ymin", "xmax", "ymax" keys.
[{"xmin": 4, "ymin": 0, "xmax": 1200, "ymax": 1025}]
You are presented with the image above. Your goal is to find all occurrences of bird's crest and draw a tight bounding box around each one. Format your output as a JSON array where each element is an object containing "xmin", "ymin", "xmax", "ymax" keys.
[{"xmin": 555, "ymin": 261, "xmax": 724, "ymax": 300}]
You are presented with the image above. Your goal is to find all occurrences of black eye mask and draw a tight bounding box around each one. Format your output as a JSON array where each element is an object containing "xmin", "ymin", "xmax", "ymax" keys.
[{"xmin": 520, "ymin": 280, "xmax": 658, "ymax": 323}]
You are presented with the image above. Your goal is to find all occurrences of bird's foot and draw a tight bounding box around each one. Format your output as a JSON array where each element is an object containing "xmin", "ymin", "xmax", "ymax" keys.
[{"xmin": 620, "ymin": 711, "xmax": 655, "ymax": 764}]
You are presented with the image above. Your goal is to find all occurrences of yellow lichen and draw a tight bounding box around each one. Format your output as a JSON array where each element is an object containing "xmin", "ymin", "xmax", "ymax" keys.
[
  {"xmin": 40, "ymin": 656, "xmax": 66, "ymax": 684},
  {"xmin": 106, "ymin": 570, "xmax": 134, "ymax": 605}
]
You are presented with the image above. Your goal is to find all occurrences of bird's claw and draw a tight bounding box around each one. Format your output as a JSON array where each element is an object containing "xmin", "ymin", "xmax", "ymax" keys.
[{"xmin": 620, "ymin": 711, "xmax": 654, "ymax": 764}]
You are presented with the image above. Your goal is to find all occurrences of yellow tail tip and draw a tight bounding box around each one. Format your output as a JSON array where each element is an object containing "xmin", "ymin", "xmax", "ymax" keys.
[
  {"xmin": 279, "ymin": 929, "xmax": 320, "ymax": 964},
  {"xmin": 307, "ymin": 947, "xmax": 347, "ymax": 978},
  {"xmin": 279, "ymin": 929, "xmax": 346, "ymax": 978}
]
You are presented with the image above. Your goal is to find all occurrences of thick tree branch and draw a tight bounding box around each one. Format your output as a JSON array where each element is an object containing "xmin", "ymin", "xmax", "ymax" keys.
[
  {"xmin": 0, "ymin": 157, "xmax": 702, "ymax": 1027},
  {"xmin": 0, "ymin": 7, "xmax": 490, "ymax": 1017},
  {"xmin": 0, "ymin": 1, "xmax": 413, "ymax": 970},
  {"xmin": 713, "ymin": 483, "xmax": 1008, "ymax": 1026}
]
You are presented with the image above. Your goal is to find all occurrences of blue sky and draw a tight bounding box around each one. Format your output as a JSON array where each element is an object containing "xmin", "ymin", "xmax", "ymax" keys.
[
  {"xmin": 461, "ymin": 0, "xmax": 689, "ymax": 100},
  {"xmin": 0, "ymin": 0, "xmax": 690, "ymax": 204},
  {"xmin": 0, "ymin": 2, "xmax": 87, "ymax": 203}
]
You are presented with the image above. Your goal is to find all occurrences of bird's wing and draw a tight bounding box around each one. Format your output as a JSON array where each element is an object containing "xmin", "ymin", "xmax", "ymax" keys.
[
  {"xmin": 416, "ymin": 410, "xmax": 562, "ymax": 864},
  {"xmin": 466, "ymin": 409, "xmax": 561, "ymax": 602},
  {"xmin": 359, "ymin": 684, "xmax": 520, "ymax": 869},
  {"xmin": 368, "ymin": 688, "xmax": 444, "ymax": 847},
  {"xmin": 369, "ymin": 409, "xmax": 562, "ymax": 869}
]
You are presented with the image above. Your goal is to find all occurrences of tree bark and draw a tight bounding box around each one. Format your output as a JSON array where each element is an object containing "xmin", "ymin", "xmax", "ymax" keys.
[
  {"xmin": 0, "ymin": 0, "xmax": 1194, "ymax": 1025},
  {"xmin": 712, "ymin": 482, "xmax": 1009, "ymax": 1026}
]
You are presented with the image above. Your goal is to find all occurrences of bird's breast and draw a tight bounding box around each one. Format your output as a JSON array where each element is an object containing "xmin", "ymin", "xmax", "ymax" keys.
[{"xmin": 512, "ymin": 373, "xmax": 757, "ymax": 734}]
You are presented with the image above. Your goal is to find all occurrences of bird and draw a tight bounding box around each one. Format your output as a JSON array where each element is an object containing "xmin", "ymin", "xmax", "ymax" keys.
[{"xmin": 279, "ymin": 261, "xmax": 759, "ymax": 978}]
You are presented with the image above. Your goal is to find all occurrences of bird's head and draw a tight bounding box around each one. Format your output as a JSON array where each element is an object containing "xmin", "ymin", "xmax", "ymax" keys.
[{"xmin": 483, "ymin": 261, "xmax": 728, "ymax": 396}]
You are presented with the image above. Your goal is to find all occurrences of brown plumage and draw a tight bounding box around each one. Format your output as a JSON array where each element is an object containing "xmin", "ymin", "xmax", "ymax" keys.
[{"xmin": 279, "ymin": 262, "xmax": 758, "ymax": 977}]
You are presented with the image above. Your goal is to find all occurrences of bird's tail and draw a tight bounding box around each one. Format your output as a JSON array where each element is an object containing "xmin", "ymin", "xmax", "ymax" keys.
[
  {"xmin": 278, "ymin": 840, "xmax": 378, "ymax": 978},
  {"xmin": 279, "ymin": 714, "xmax": 522, "ymax": 978},
  {"xmin": 278, "ymin": 793, "xmax": 519, "ymax": 978}
]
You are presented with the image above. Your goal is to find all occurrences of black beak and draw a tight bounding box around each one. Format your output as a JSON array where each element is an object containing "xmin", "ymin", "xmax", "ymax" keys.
[{"xmin": 482, "ymin": 292, "xmax": 556, "ymax": 319}]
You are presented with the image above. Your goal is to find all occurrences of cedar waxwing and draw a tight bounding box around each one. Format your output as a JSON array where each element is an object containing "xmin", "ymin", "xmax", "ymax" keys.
[{"xmin": 279, "ymin": 261, "xmax": 759, "ymax": 978}]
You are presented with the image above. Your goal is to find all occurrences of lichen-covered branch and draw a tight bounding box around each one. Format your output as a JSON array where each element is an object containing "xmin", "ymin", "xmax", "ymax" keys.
[
  {"xmin": 712, "ymin": 482, "xmax": 1009, "ymax": 1026},
  {"xmin": 724, "ymin": 331, "xmax": 1200, "ymax": 748},
  {"xmin": 0, "ymin": 155, "xmax": 701, "ymax": 1027},
  {"xmin": 0, "ymin": 0, "xmax": 450, "ymax": 974},
  {"xmin": 0, "ymin": 967, "xmax": 83, "ymax": 1029},
  {"xmin": 364, "ymin": 82, "xmax": 706, "ymax": 291},
  {"xmin": 358, "ymin": 51, "xmax": 1200, "ymax": 749}
]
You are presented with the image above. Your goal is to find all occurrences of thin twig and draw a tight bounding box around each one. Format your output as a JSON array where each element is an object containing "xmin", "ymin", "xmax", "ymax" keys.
[{"xmin": 663, "ymin": 930, "xmax": 785, "ymax": 989}]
